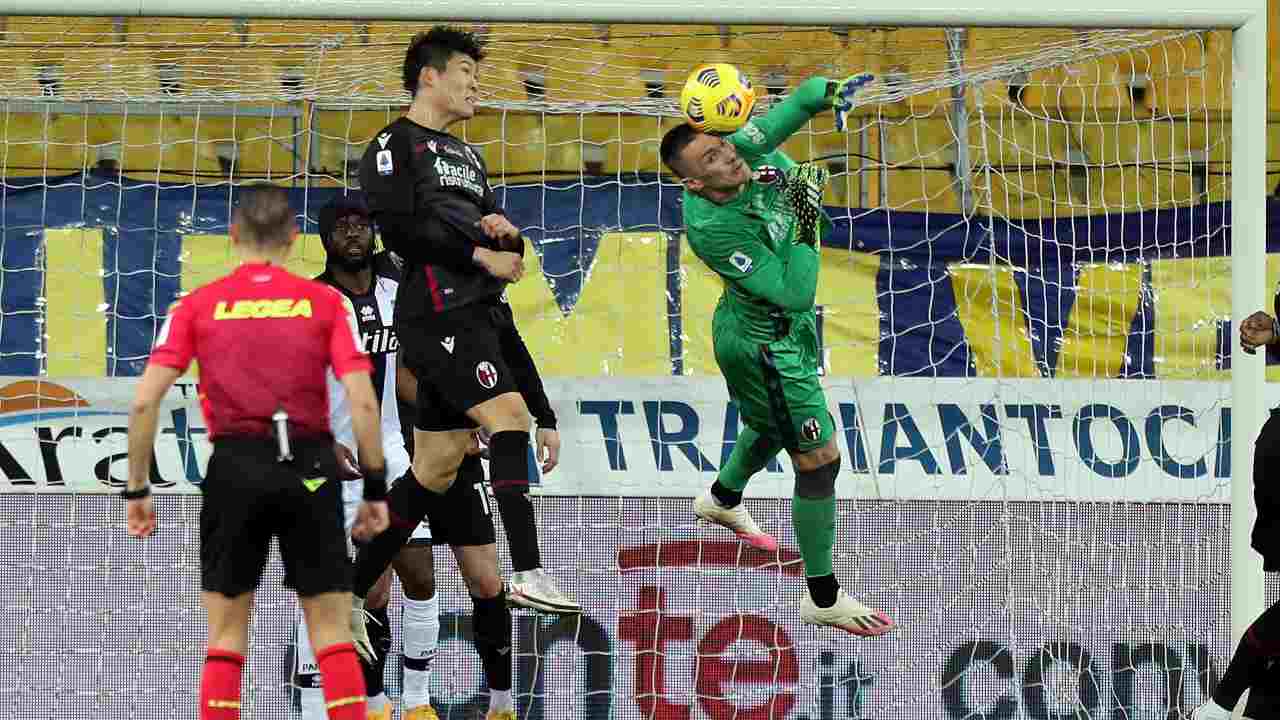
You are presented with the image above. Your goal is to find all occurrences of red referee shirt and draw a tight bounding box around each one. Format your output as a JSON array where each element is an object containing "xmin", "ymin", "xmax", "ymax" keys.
[{"xmin": 148, "ymin": 262, "xmax": 372, "ymax": 440}]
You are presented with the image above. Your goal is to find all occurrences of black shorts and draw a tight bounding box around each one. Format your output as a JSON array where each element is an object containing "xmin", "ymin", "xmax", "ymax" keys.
[
  {"xmin": 200, "ymin": 437, "xmax": 350, "ymax": 597},
  {"xmin": 399, "ymin": 304, "xmax": 520, "ymax": 432},
  {"xmin": 409, "ymin": 450, "xmax": 496, "ymax": 547}
]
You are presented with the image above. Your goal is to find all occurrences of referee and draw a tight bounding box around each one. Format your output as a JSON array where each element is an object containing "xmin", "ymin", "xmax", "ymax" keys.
[{"xmin": 123, "ymin": 184, "xmax": 390, "ymax": 720}]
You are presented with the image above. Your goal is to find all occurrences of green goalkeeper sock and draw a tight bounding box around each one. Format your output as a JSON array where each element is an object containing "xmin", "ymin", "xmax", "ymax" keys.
[{"xmin": 792, "ymin": 457, "xmax": 840, "ymax": 578}]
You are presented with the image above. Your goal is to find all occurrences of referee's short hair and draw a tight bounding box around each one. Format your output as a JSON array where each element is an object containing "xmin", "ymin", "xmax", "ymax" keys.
[{"xmin": 233, "ymin": 183, "xmax": 295, "ymax": 249}]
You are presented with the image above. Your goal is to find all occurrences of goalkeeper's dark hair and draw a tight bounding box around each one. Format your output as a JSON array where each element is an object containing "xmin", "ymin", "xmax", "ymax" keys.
[
  {"xmin": 660, "ymin": 123, "xmax": 700, "ymax": 179},
  {"xmin": 232, "ymin": 183, "xmax": 294, "ymax": 249},
  {"xmin": 403, "ymin": 25, "xmax": 486, "ymax": 97}
]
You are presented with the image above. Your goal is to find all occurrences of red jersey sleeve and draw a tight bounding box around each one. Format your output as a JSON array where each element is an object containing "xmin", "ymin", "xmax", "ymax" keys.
[
  {"xmin": 148, "ymin": 296, "xmax": 197, "ymax": 371},
  {"xmin": 329, "ymin": 291, "xmax": 372, "ymax": 378}
]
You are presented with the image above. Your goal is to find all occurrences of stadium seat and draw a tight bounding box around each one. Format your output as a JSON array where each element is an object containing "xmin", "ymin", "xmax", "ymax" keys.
[
  {"xmin": 1147, "ymin": 31, "xmax": 1230, "ymax": 115},
  {"xmin": 877, "ymin": 118, "xmax": 964, "ymax": 214},
  {"xmin": 1273, "ymin": 8, "xmax": 1280, "ymax": 113}
]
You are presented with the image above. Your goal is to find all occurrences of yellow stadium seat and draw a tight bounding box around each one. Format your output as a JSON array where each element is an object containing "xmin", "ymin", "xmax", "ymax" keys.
[
  {"xmin": 876, "ymin": 118, "xmax": 964, "ymax": 213},
  {"xmin": 0, "ymin": 114, "xmax": 92, "ymax": 178},
  {"xmin": 122, "ymin": 19, "xmax": 265, "ymax": 99},
  {"xmin": 1273, "ymin": 2, "xmax": 1280, "ymax": 113},
  {"xmin": 1147, "ymin": 31, "xmax": 1230, "ymax": 115},
  {"xmin": 55, "ymin": 48, "xmax": 156, "ymax": 101},
  {"xmin": 948, "ymin": 263, "xmax": 1040, "ymax": 378},
  {"xmin": 4, "ymin": 16, "xmax": 116, "ymax": 52},
  {"xmin": 1074, "ymin": 123, "xmax": 1209, "ymax": 211}
]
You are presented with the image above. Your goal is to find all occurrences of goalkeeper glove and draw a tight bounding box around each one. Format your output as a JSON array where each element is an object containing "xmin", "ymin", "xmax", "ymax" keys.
[
  {"xmin": 831, "ymin": 73, "xmax": 874, "ymax": 132},
  {"xmin": 784, "ymin": 163, "xmax": 829, "ymax": 247}
]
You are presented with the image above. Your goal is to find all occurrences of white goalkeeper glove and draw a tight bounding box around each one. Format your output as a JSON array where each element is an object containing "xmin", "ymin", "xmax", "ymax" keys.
[
  {"xmin": 784, "ymin": 163, "xmax": 829, "ymax": 247},
  {"xmin": 350, "ymin": 595, "xmax": 378, "ymax": 663},
  {"xmin": 832, "ymin": 73, "xmax": 874, "ymax": 132}
]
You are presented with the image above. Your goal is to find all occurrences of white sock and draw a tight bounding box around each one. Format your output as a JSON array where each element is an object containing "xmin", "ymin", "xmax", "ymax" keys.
[
  {"xmin": 368, "ymin": 692, "xmax": 387, "ymax": 712},
  {"xmin": 489, "ymin": 688, "xmax": 514, "ymax": 713},
  {"xmin": 293, "ymin": 612, "xmax": 326, "ymax": 720},
  {"xmin": 401, "ymin": 592, "xmax": 440, "ymax": 709}
]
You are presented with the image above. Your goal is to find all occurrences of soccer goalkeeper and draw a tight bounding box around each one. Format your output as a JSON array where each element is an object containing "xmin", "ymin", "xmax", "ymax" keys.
[{"xmin": 659, "ymin": 74, "xmax": 894, "ymax": 636}]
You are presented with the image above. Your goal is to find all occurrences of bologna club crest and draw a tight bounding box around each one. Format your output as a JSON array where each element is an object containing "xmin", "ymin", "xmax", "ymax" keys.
[
  {"xmin": 801, "ymin": 416, "xmax": 821, "ymax": 442},
  {"xmin": 476, "ymin": 361, "xmax": 498, "ymax": 389}
]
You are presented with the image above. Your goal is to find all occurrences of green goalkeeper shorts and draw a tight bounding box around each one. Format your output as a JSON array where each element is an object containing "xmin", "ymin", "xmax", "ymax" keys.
[{"xmin": 713, "ymin": 311, "xmax": 835, "ymax": 453}]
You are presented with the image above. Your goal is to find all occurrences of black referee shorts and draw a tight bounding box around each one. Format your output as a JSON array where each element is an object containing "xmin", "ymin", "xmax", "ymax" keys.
[
  {"xmin": 200, "ymin": 437, "xmax": 350, "ymax": 598},
  {"xmin": 399, "ymin": 304, "xmax": 520, "ymax": 432}
]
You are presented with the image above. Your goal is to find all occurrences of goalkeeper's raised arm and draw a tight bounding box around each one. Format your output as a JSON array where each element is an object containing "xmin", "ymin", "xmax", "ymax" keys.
[{"xmin": 730, "ymin": 74, "xmax": 873, "ymax": 162}]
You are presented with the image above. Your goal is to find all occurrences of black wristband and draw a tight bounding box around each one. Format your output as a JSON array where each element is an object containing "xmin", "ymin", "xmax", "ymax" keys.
[
  {"xmin": 361, "ymin": 466, "xmax": 387, "ymax": 501},
  {"xmin": 120, "ymin": 486, "xmax": 151, "ymax": 500},
  {"xmin": 536, "ymin": 418, "xmax": 557, "ymax": 431}
]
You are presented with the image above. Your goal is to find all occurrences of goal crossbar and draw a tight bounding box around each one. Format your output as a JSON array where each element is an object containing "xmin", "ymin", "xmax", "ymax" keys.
[{"xmin": 0, "ymin": 0, "xmax": 1262, "ymax": 28}]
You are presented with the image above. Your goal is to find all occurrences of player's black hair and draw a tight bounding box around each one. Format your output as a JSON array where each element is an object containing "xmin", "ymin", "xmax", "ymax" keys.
[
  {"xmin": 318, "ymin": 193, "xmax": 371, "ymax": 247},
  {"xmin": 232, "ymin": 183, "xmax": 294, "ymax": 249},
  {"xmin": 660, "ymin": 123, "xmax": 701, "ymax": 178},
  {"xmin": 402, "ymin": 25, "xmax": 486, "ymax": 97}
]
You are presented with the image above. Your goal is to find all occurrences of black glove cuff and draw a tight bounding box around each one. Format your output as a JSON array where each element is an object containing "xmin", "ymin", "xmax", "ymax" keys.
[{"xmin": 361, "ymin": 466, "xmax": 387, "ymax": 501}]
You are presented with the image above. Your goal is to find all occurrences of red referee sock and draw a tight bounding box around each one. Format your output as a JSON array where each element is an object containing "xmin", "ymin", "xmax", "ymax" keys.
[
  {"xmin": 199, "ymin": 648, "xmax": 244, "ymax": 719},
  {"xmin": 316, "ymin": 642, "xmax": 367, "ymax": 719}
]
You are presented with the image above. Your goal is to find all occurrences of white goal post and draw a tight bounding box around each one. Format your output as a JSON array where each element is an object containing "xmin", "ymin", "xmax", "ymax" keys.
[{"xmin": 0, "ymin": 0, "xmax": 1267, "ymax": 715}]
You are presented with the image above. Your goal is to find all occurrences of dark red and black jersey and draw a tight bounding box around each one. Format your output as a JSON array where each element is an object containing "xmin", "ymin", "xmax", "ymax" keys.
[
  {"xmin": 359, "ymin": 117, "xmax": 518, "ymax": 333},
  {"xmin": 148, "ymin": 262, "xmax": 371, "ymax": 440}
]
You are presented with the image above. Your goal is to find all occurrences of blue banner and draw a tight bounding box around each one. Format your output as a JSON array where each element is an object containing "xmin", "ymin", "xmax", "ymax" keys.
[{"xmin": 5, "ymin": 170, "xmax": 1277, "ymax": 377}]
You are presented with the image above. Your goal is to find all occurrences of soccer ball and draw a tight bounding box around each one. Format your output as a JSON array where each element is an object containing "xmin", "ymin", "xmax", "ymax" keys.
[{"xmin": 680, "ymin": 63, "xmax": 756, "ymax": 133}]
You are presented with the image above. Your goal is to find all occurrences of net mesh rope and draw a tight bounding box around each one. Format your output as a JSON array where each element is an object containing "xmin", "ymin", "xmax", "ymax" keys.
[{"xmin": 0, "ymin": 17, "xmax": 1244, "ymax": 720}]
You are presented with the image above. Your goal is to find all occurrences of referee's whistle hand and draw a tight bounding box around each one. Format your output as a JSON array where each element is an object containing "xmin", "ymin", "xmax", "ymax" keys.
[
  {"xmin": 125, "ymin": 496, "xmax": 157, "ymax": 538},
  {"xmin": 351, "ymin": 500, "xmax": 389, "ymax": 542}
]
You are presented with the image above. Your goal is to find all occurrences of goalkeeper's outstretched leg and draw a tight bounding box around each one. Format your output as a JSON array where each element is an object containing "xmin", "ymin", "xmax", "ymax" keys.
[{"xmin": 695, "ymin": 322, "xmax": 895, "ymax": 637}]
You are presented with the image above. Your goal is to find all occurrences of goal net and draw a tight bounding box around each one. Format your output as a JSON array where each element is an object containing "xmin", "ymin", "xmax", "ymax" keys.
[{"xmin": 0, "ymin": 15, "xmax": 1262, "ymax": 719}]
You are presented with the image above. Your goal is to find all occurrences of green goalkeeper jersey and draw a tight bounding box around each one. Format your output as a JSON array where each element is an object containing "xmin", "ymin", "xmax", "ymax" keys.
[{"xmin": 682, "ymin": 77, "xmax": 835, "ymax": 342}]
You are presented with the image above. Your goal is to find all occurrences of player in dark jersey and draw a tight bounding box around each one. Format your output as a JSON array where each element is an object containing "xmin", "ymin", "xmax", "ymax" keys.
[
  {"xmin": 1194, "ymin": 303, "xmax": 1280, "ymax": 720},
  {"xmin": 124, "ymin": 183, "xmax": 389, "ymax": 720},
  {"xmin": 356, "ymin": 25, "xmax": 578, "ymax": 621},
  {"xmin": 318, "ymin": 194, "xmax": 519, "ymax": 720},
  {"xmin": 293, "ymin": 194, "xmax": 408, "ymax": 720}
]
